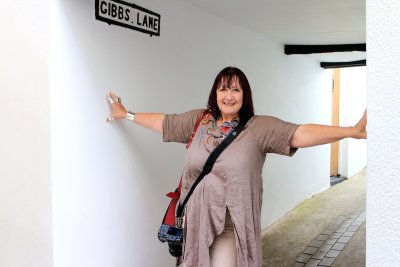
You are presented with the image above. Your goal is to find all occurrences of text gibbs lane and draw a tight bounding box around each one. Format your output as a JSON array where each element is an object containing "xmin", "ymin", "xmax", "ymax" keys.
[{"xmin": 97, "ymin": 0, "xmax": 160, "ymax": 36}]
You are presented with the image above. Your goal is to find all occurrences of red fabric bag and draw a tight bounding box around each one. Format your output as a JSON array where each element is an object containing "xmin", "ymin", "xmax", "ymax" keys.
[{"xmin": 161, "ymin": 111, "xmax": 207, "ymax": 226}]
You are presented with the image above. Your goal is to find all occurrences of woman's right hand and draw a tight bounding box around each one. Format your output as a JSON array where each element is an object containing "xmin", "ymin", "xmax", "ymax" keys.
[{"xmin": 106, "ymin": 92, "xmax": 127, "ymax": 122}]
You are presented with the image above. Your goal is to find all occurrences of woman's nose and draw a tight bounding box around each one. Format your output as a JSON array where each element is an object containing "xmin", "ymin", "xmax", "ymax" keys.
[{"xmin": 225, "ymin": 89, "xmax": 233, "ymax": 99}]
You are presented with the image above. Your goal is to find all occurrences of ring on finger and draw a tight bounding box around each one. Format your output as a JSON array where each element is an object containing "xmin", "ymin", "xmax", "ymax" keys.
[{"xmin": 106, "ymin": 96, "xmax": 115, "ymax": 104}]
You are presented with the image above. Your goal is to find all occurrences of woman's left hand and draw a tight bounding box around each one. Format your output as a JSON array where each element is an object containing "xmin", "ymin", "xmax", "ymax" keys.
[{"xmin": 352, "ymin": 109, "xmax": 367, "ymax": 139}]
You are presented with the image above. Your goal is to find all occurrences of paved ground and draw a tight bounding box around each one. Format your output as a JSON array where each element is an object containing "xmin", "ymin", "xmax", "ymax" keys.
[{"xmin": 261, "ymin": 169, "xmax": 366, "ymax": 267}]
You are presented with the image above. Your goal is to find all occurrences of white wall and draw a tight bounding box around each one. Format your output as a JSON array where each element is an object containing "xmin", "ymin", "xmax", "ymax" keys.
[
  {"xmin": 367, "ymin": 0, "xmax": 400, "ymax": 265},
  {"xmin": 50, "ymin": 0, "xmax": 331, "ymax": 266},
  {"xmin": 339, "ymin": 67, "xmax": 367, "ymax": 178},
  {"xmin": 0, "ymin": 1, "xmax": 53, "ymax": 267}
]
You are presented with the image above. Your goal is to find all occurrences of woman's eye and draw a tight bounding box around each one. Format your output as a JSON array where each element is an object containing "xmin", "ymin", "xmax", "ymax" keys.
[{"xmin": 233, "ymin": 88, "xmax": 241, "ymax": 93}]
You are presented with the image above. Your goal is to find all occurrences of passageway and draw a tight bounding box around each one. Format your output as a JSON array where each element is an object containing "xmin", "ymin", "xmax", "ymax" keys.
[{"xmin": 262, "ymin": 169, "xmax": 366, "ymax": 266}]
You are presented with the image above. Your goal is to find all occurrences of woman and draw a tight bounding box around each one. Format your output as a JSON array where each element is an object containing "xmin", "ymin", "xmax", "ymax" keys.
[{"xmin": 106, "ymin": 67, "xmax": 367, "ymax": 267}]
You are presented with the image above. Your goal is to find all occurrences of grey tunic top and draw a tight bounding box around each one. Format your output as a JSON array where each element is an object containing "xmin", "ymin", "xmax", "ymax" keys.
[{"xmin": 163, "ymin": 109, "xmax": 299, "ymax": 267}]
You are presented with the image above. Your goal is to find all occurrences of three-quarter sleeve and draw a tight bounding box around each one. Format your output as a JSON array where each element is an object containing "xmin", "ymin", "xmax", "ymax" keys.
[
  {"xmin": 162, "ymin": 109, "xmax": 204, "ymax": 144},
  {"xmin": 250, "ymin": 115, "xmax": 300, "ymax": 156}
]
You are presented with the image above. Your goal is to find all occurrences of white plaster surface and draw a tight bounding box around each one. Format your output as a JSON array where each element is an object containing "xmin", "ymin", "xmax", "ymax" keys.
[
  {"xmin": 339, "ymin": 67, "xmax": 367, "ymax": 178},
  {"xmin": 50, "ymin": 0, "xmax": 332, "ymax": 266},
  {"xmin": 367, "ymin": 0, "xmax": 400, "ymax": 265},
  {"xmin": 0, "ymin": 1, "xmax": 53, "ymax": 266}
]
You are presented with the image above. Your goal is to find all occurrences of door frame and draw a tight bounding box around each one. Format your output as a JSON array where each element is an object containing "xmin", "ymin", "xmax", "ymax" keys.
[{"xmin": 330, "ymin": 69, "xmax": 340, "ymax": 176}]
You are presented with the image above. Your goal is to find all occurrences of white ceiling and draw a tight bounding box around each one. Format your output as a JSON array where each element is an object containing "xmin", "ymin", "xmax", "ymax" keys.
[{"xmin": 183, "ymin": 0, "xmax": 366, "ymax": 63}]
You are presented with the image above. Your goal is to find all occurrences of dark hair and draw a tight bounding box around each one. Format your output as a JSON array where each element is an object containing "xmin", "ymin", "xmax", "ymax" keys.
[{"xmin": 207, "ymin": 66, "xmax": 255, "ymax": 122}]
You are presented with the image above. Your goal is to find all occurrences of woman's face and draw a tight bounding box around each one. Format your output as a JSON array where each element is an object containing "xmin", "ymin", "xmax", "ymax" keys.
[{"xmin": 216, "ymin": 77, "xmax": 243, "ymax": 121}]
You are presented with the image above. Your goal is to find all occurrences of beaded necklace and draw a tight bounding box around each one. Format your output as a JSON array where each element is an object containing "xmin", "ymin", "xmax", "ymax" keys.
[{"xmin": 207, "ymin": 119, "xmax": 239, "ymax": 139}]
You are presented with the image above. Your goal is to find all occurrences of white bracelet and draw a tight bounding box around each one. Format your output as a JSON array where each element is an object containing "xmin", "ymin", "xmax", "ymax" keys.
[{"xmin": 125, "ymin": 111, "xmax": 136, "ymax": 122}]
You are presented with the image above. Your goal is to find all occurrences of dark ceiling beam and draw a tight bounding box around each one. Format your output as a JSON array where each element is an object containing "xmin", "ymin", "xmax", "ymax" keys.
[
  {"xmin": 285, "ymin": 44, "xmax": 366, "ymax": 55},
  {"xmin": 320, "ymin": 60, "xmax": 366, "ymax": 69}
]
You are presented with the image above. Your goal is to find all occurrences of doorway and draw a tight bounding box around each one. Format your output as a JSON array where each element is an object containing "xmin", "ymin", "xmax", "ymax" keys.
[{"xmin": 330, "ymin": 69, "xmax": 340, "ymax": 177}]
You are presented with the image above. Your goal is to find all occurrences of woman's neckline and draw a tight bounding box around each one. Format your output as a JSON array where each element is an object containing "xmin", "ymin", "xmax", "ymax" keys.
[{"xmin": 216, "ymin": 116, "xmax": 240, "ymax": 127}]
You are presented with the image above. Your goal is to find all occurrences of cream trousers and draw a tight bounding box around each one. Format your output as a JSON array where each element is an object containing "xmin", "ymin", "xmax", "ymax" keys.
[{"xmin": 183, "ymin": 210, "xmax": 237, "ymax": 267}]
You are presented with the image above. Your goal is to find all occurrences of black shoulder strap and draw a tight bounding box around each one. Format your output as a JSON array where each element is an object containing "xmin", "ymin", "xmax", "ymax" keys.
[{"xmin": 176, "ymin": 118, "xmax": 250, "ymax": 218}]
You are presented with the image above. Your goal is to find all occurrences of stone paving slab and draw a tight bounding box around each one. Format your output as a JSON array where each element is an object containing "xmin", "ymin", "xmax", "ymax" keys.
[
  {"xmin": 319, "ymin": 256, "xmax": 335, "ymax": 266},
  {"xmin": 331, "ymin": 243, "xmax": 345, "ymax": 251},
  {"xmin": 312, "ymin": 250, "xmax": 328, "ymax": 260}
]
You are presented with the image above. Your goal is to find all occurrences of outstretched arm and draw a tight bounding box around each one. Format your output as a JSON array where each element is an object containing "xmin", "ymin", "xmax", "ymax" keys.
[
  {"xmin": 290, "ymin": 110, "xmax": 367, "ymax": 148},
  {"xmin": 106, "ymin": 92, "xmax": 164, "ymax": 133}
]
